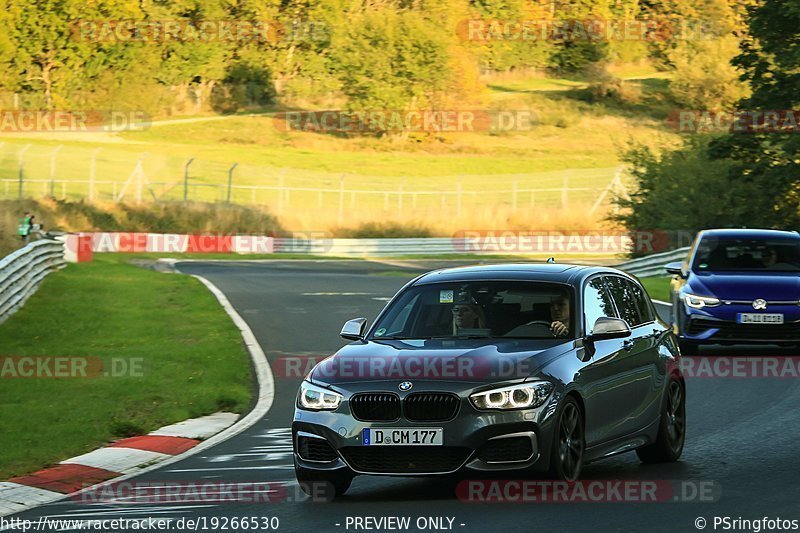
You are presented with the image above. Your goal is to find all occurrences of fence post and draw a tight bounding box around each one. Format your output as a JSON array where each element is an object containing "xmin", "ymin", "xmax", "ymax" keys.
[
  {"xmin": 49, "ymin": 145, "xmax": 63, "ymax": 197},
  {"xmin": 457, "ymin": 178, "xmax": 463, "ymax": 218},
  {"xmin": 184, "ymin": 158, "xmax": 195, "ymax": 203},
  {"xmin": 89, "ymin": 148, "xmax": 102, "ymax": 202},
  {"xmin": 18, "ymin": 144, "xmax": 31, "ymax": 200},
  {"xmin": 398, "ymin": 183, "xmax": 403, "ymax": 210},
  {"xmin": 277, "ymin": 172, "xmax": 284, "ymax": 213},
  {"xmin": 338, "ymin": 174, "xmax": 345, "ymax": 224},
  {"xmin": 512, "ymin": 180, "xmax": 518, "ymax": 211},
  {"xmin": 227, "ymin": 163, "xmax": 238, "ymax": 205}
]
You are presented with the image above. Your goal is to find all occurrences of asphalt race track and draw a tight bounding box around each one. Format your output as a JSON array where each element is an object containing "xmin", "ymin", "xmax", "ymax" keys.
[{"xmin": 7, "ymin": 260, "xmax": 800, "ymax": 533}]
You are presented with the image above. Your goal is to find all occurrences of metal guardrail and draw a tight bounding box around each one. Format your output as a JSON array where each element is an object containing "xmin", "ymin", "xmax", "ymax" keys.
[
  {"xmin": 0, "ymin": 239, "xmax": 65, "ymax": 324},
  {"xmin": 273, "ymin": 238, "xmax": 469, "ymax": 256},
  {"xmin": 615, "ymin": 247, "xmax": 691, "ymax": 277}
]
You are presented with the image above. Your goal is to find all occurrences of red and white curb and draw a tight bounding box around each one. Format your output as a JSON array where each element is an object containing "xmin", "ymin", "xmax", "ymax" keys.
[
  {"xmin": 0, "ymin": 271, "xmax": 275, "ymax": 518},
  {"xmin": 0, "ymin": 412, "xmax": 238, "ymax": 516}
]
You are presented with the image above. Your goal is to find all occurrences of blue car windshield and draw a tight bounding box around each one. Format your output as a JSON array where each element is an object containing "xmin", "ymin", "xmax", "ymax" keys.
[
  {"xmin": 370, "ymin": 281, "xmax": 574, "ymax": 340},
  {"xmin": 692, "ymin": 237, "xmax": 800, "ymax": 272}
]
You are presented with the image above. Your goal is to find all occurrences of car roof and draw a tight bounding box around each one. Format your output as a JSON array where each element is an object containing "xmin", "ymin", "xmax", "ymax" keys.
[
  {"xmin": 411, "ymin": 263, "xmax": 627, "ymax": 286},
  {"xmin": 699, "ymin": 228, "xmax": 800, "ymax": 240}
]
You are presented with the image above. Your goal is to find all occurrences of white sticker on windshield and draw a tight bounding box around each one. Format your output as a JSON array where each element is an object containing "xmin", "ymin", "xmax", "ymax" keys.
[{"xmin": 440, "ymin": 290, "xmax": 454, "ymax": 303}]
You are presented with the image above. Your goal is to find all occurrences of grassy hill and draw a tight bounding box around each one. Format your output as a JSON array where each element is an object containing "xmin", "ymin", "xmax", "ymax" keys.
[{"xmin": 0, "ymin": 70, "xmax": 681, "ymax": 237}]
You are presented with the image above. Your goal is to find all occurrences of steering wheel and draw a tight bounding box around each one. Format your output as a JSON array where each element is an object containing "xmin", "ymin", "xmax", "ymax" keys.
[
  {"xmin": 524, "ymin": 320, "xmax": 552, "ymax": 327},
  {"xmin": 504, "ymin": 320, "xmax": 553, "ymax": 337}
]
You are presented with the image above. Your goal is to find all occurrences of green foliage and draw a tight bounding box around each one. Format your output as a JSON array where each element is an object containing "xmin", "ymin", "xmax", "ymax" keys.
[
  {"xmin": 612, "ymin": 139, "xmax": 737, "ymax": 232},
  {"xmin": 331, "ymin": 6, "xmax": 453, "ymax": 114},
  {"xmin": 614, "ymin": 0, "xmax": 800, "ymax": 234},
  {"xmin": 0, "ymin": 0, "xmax": 751, "ymax": 114},
  {"xmin": 668, "ymin": 35, "xmax": 749, "ymax": 111}
]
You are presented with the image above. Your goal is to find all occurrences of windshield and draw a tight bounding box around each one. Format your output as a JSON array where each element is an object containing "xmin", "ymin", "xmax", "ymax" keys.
[
  {"xmin": 370, "ymin": 281, "xmax": 574, "ymax": 340},
  {"xmin": 692, "ymin": 237, "xmax": 800, "ymax": 273}
]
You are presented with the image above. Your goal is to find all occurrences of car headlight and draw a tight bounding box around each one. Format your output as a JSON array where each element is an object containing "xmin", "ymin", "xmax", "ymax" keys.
[
  {"xmin": 470, "ymin": 381, "xmax": 553, "ymax": 410},
  {"xmin": 684, "ymin": 293, "xmax": 721, "ymax": 309},
  {"xmin": 297, "ymin": 381, "xmax": 342, "ymax": 411}
]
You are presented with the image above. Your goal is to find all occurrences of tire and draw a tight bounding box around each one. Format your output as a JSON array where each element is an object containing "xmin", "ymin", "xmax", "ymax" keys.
[
  {"xmin": 637, "ymin": 376, "xmax": 686, "ymax": 463},
  {"xmin": 678, "ymin": 339, "xmax": 699, "ymax": 356},
  {"xmin": 548, "ymin": 397, "xmax": 585, "ymax": 481},
  {"xmin": 295, "ymin": 464, "xmax": 354, "ymax": 500}
]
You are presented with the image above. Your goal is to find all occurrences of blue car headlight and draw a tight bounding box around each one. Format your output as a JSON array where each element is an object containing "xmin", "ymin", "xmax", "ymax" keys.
[
  {"xmin": 297, "ymin": 381, "xmax": 342, "ymax": 411},
  {"xmin": 470, "ymin": 381, "xmax": 553, "ymax": 410},
  {"xmin": 684, "ymin": 293, "xmax": 721, "ymax": 309}
]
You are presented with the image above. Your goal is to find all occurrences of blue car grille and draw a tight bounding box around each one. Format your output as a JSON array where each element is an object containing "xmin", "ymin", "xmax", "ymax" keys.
[{"xmin": 687, "ymin": 318, "xmax": 800, "ymax": 341}]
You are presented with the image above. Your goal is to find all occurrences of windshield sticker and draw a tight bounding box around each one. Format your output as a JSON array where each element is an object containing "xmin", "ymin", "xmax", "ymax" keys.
[
  {"xmin": 440, "ymin": 290, "xmax": 454, "ymax": 303},
  {"xmin": 375, "ymin": 328, "xmax": 387, "ymax": 336}
]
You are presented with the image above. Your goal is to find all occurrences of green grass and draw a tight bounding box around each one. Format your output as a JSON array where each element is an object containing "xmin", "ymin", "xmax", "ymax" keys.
[
  {"xmin": 639, "ymin": 276, "xmax": 672, "ymax": 302},
  {"xmin": 0, "ymin": 255, "xmax": 252, "ymax": 479},
  {"xmin": 0, "ymin": 71, "xmax": 680, "ymax": 233}
]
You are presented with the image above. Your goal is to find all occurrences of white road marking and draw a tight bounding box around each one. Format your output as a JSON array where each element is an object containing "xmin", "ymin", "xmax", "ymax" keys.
[{"xmin": 302, "ymin": 292, "xmax": 373, "ymax": 296}]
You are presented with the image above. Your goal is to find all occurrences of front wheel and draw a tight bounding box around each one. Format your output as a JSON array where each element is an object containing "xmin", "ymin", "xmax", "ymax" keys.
[
  {"xmin": 295, "ymin": 464, "xmax": 354, "ymax": 500},
  {"xmin": 637, "ymin": 376, "xmax": 686, "ymax": 463},
  {"xmin": 549, "ymin": 397, "xmax": 585, "ymax": 481}
]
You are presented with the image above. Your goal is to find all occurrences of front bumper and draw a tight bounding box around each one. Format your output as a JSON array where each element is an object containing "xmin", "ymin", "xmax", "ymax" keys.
[
  {"xmin": 678, "ymin": 302, "xmax": 800, "ymax": 344},
  {"xmin": 292, "ymin": 384, "xmax": 559, "ymax": 476}
]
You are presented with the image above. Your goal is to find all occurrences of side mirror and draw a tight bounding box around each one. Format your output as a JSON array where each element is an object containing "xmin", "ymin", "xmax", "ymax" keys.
[
  {"xmin": 340, "ymin": 318, "xmax": 368, "ymax": 341},
  {"xmin": 665, "ymin": 261, "xmax": 687, "ymax": 278},
  {"xmin": 586, "ymin": 317, "xmax": 631, "ymax": 342}
]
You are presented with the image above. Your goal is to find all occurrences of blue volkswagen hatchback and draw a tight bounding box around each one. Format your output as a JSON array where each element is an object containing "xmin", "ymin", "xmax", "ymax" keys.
[{"xmin": 665, "ymin": 229, "xmax": 800, "ymax": 354}]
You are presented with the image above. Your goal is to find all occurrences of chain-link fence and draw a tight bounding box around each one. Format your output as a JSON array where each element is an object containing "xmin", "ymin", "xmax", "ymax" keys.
[{"xmin": 0, "ymin": 142, "xmax": 629, "ymax": 224}]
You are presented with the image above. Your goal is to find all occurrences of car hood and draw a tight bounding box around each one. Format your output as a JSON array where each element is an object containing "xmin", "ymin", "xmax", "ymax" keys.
[
  {"xmin": 310, "ymin": 338, "xmax": 575, "ymax": 386},
  {"xmin": 688, "ymin": 271, "xmax": 800, "ymax": 301}
]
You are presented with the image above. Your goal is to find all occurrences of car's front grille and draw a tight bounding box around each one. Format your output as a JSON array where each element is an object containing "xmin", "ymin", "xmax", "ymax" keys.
[
  {"xmin": 687, "ymin": 318, "xmax": 800, "ymax": 341},
  {"xmin": 297, "ymin": 436, "xmax": 338, "ymax": 462},
  {"xmin": 350, "ymin": 393, "xmax": 401, "ymax": 421},
  {"xmin": 477, "ymin": 436, "xmax": 534, "ymax": 463},
  {"xmin": 340, "ymin": 446, "xmax": 471, "ymax": 474},
  {"xmin": 403, "ymin": 393, "xmax": 460, "ymax": 422}
]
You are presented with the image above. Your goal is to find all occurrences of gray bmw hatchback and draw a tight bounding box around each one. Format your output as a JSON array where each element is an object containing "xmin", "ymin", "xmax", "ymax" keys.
[{"xmin": 292, "ymin": 264, "xmax": 686, "ymax": 497}]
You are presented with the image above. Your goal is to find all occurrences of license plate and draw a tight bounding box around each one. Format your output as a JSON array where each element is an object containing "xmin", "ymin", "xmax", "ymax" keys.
[
  {"xmin": 362, "ymin": 428, "xmax": 443, "ymax": 446},
  {"xmin": 737, "ymin": 313, "xmax": 784, "ymax": 324}
]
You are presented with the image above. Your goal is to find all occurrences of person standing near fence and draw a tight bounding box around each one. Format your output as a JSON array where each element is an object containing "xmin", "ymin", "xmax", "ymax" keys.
[{"xmin": 18, "ymin": 211, "xmax": 32, "ymax": 244}]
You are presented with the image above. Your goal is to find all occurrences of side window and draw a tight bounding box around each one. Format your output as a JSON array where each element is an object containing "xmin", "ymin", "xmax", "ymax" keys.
[
  {"xmin": 605, "ymin": 276, "xmax": 644, "ymax": 327},
  {"xmin": 583, "ymin": 277, "xmax": 617, "ymax": 333},
  {"xmin": 629, "ymin": 279, "xmax": 655, "ymax": 324}
]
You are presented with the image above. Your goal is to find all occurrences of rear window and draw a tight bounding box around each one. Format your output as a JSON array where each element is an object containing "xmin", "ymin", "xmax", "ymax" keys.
[{"xmin": 692, "ymin": 237, "xmax": 800, "ymax": 272}]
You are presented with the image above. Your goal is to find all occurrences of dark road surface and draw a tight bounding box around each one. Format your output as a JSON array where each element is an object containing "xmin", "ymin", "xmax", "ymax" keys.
[{"xmin": 6, "ymin": 260, "xmax": 800, "ymax": 533}]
